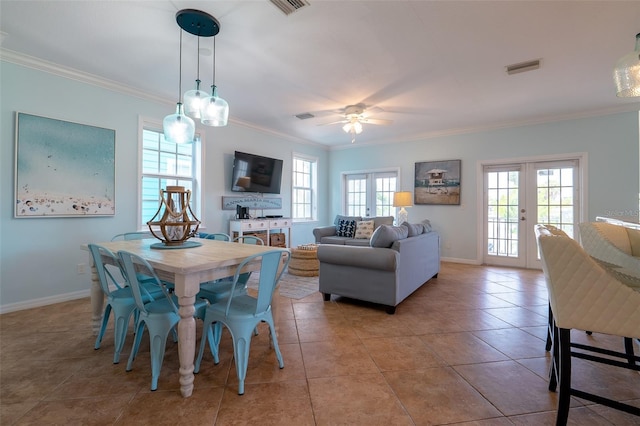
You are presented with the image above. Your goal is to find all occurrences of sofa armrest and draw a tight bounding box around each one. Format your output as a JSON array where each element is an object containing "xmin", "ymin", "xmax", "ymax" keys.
[
  {"xmin": 317, "ymin": 245, "xmax": 397, "ymax": 272},
  {"xmin": 313, "ymin": 225, "xmax": 337, "ymax": 243}
]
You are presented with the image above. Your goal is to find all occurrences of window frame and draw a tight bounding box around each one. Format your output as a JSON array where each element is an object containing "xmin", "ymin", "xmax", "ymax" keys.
[
  {"xmin": 291, "ymin": 152, "xmax": 318, "ymax": 222},
  {"xmin": 137, "ymin": 117, "xmax": 203, "ymax": 231}
]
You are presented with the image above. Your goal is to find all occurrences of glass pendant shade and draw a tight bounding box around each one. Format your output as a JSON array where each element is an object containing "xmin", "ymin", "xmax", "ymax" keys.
[
  {"xmin": 201, "ymin": 86, "xmax": 229, "ymax": 126},
  {"xmin": 163, "ymin": 103, "xmax": 195, "ymax": 144},
  {"xmin": 183, "ymin": 80, "xmax": 209, "ymax": 119},
  {"xmin": 613, "ymin": 33, "xmax": 640, "ymax": 98}
]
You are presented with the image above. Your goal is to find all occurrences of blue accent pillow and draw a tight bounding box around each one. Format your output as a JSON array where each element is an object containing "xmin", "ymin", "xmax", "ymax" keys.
[{"xmin": 336, "ymin": 219, "xmax": 356, "ymax": 238}]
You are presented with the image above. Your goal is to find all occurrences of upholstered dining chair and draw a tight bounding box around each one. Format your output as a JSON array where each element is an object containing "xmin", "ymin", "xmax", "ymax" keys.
[
  {"xmin": 194, "ymin": 249, "xmax": 290, "ymax": 395},
  {"xmin": 117, "ymin": 250, "xmax": 211, "ymax": 391},
  {"xmin": 535, "ymin": 224, "xmax": 640, "ymax": 425},
  {"xmin": 88, "ymin": 244, "xmax": 163, "ymax": 364}
]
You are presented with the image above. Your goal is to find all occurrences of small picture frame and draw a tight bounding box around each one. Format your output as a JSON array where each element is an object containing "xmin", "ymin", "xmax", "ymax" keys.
[{"xmin": 414, "ymin": 159, "xmax": 461, "ymax": 205}]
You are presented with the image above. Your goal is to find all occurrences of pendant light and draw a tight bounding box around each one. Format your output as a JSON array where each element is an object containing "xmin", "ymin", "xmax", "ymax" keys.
[
  {"xmin": 183, "ymin": 34, "xmax": 209, "ymax": 119},
  {"xmin": 163, "ymin": 29, "xmax": 195, "ymax": 144},
  {"xmin": 201, "ymin": 36, "xmax": 229, "ymax": 126},
  {"xmin": 613, "ymin": 33, "xmax": 640, "ymax": 98}
]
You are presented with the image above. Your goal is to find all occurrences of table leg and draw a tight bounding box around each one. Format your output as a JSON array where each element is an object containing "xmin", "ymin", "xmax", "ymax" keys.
[
  {"xmin": 89, "ymin": 259, "xmax": 104, "ymax": 335},
  {"xmin": 175, "ymin": 276, "xmax": 197, "ymax": 398}
]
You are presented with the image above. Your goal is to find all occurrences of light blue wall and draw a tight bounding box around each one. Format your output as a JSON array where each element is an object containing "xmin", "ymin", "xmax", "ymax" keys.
[
  {"xmin": 1, "ymin": 59, "xmax": 638, "ymax": 310},
  {"xmin": 0, "ymin": 61, "xmax": 328, "ymax": 310},
  {"xmin": 328, "ymin": 112, "xmax": 639, "ymax": 261}
]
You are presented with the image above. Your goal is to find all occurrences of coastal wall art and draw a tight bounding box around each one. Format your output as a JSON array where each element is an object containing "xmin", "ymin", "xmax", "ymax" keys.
[
  {"xmin": 14, "ymin": 112, "xmax": 116, "ymax": 217},
  {"xmin": 414, "ymin": 159, "xmax": 461, "ymax": 205}
]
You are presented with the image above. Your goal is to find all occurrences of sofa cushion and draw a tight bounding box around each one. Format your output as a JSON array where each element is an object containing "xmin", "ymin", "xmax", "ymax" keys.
[
  {"xmin": 370, "ymin": 224, "xmax": 409, "ymax": 248},
  {"xmin": 355, "ymin": 220, "xmax": 375, "ymax": 239},
  {"xmin": 336, "ymin": 219, "xmax": 356, "ymax": 238},
  {"xmin": 373, "ymin": 216, "xmax": 394, "ymax": 229},
  {"xmin": 334, "ymin": 215, "xmax": 362, "ymax": 226},
  {"xmin": 320, "ymin": 236, "xmax": 350, "ymax": 245},
  {"xmin": 401, "ymin": 222, "xmax": 424, "ymax": 237},
  {"xmin": 344, "ymin": 238, "xmax": 372, "ymax": 246}
]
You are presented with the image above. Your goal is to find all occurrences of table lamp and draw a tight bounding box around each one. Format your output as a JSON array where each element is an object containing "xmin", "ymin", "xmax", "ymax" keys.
[{"xmin": 393, "ymin": 191, "xmax": 413, "ymax": 225}]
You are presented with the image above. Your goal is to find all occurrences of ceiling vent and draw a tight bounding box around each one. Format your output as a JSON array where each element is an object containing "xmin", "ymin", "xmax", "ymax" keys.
[
  {"xmin": 506, "ymin": 59, "xmax": 541, "ymax": 75},
  {"xmin": 270, "ymin": 0, "xmax": 310, "ymax": 16},
  {"xmin": 295, "ymin": 112, "xmax": 315, "ymax": 120}
]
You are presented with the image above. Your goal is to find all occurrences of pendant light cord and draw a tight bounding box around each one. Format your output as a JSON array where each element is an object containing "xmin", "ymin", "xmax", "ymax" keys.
[
  {"xmin": 212, "ymin": 37, "xmax": 217, "ymax": 86},
  {"xmin": 196, "ymin": 32, "xmax": 201, "ymax": 84},
  {"xmin": 178, "ymin": 29, "xmax": 183, "ymax": 101}
]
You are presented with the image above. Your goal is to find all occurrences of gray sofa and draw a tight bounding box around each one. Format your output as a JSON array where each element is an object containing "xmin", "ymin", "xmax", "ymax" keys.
[
  {"xmin": 317, "ymin": 223, "xmax": 440, "ymax": 314},
  {"xmin": 313, "ymin": 215, "xmax": 394, "ymax": 246}
]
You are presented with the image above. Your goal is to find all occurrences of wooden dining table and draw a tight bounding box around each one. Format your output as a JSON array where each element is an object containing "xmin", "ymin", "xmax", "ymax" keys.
[{"xmin": 84, "ymin": 237, "xmax": 289, "ymax": 397}]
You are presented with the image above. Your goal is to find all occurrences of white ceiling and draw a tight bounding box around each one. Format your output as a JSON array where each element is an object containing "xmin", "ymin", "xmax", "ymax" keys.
[{"xmin": 1, "ymin": 1, "xmax": 639, "ymax": 147}]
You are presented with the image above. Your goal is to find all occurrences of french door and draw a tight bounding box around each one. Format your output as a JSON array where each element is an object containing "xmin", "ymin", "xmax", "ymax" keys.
[
  {"xmin": 483, "ymin": 158, "xmax": 582, "ymax": 268},
  {"xmin": 343, "ymin": 171, "xmax": 398, "ymax": 218}
]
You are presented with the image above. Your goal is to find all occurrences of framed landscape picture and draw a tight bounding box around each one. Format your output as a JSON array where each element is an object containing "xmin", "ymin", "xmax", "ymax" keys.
[
  {"xmin": 14, "ymin": 112, "xmax": 116, "ymax": 217},
  {"xmin": 414, "ymin": 159, "xmax": 461, "ymax": 205}
]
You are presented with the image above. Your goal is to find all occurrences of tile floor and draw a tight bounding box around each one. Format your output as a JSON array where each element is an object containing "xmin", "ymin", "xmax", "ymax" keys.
[{"xmin": 1, "ymin": 262, "xmax": 639, "ymax": 425}]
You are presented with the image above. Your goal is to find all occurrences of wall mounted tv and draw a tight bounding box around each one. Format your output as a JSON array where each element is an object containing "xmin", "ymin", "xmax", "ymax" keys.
[{"xmin": 231, "ymin": 151, "xmax": 283, "ymax": 194}]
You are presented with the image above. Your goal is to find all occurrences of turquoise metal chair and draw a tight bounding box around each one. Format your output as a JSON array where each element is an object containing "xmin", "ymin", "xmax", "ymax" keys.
[
  {"xmin": 117, "ymin": 250, "xmax": 211, "ymax": 391},
  {"xmin": 194, "ymin": 250, "xmax": 290, "ymax": 395},
  {"xmin": 199, "ymin": 232, "xmax": 230, "ymax": 241},
  {"xmin": 196, "ymin": 234, "xmax": 262, "ymax": 304},
  {"xmin": 110, "ymin": 231, "xmax": 154, "ymax": 241},
  {"xmin": 88, "ymin": 244, "xmax": 162, "ymax": 364}
]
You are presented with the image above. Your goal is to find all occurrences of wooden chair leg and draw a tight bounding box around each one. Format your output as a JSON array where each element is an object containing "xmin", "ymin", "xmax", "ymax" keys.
[
  {"xmin": 624, "ymin": 337, "xmax": 636, "ymax": 366},
  {"xmin": 556, "ymin": 327, "xmax": 572, "ymax": 426}
]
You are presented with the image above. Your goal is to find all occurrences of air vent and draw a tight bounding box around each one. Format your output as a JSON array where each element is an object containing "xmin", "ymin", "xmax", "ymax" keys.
[
  {"xmin": 270, "ymin": 0, "xmax": 310, "ymax": 16},
  {"xmin": 506, "ymin": 59, "xmax": 541, "ymax": 75},
  {"xmin": 295, "ymin": 112, "xmax": 315, "ymax": 120}
]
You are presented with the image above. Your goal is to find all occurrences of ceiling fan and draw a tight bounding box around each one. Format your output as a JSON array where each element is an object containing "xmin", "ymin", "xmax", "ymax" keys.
[{"xmin": 316, "ymin": 103, "xmax": 393, "ymax": 143}]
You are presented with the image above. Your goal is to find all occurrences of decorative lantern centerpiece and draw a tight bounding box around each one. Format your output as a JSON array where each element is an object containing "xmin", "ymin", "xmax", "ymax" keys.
[{"xmin": 147, "ymin": 186, "xmax": 200, "ymax": 246}]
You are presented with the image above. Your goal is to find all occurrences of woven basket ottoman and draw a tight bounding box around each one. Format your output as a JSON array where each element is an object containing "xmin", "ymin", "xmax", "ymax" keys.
[{"xmin": 288, "ymin": 244, "xmax": 319, "ymax": 277}]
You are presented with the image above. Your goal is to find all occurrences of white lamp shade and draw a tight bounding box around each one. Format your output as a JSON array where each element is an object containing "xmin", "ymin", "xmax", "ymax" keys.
[
  {"xmin": 393, "ymin": 191, "xmax": 413, "ymax": 207},
  {"xmin": 163, "ymin": 103, "xmax": 195, "ymax": 144},
  {"xmin": 613, "ymin": 33, "xmax": 640, "ymax": 98},
  {"xmin": 201, "ymin": 91, "xmax": 229, "ymax": 126},
  {"xmin": 183, "ymin": 88, "xmax": 209, "ymax": 119}
]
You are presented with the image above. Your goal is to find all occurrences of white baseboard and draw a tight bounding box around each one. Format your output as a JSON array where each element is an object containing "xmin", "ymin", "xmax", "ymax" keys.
[
  {"xmin": 441, "ymin": 256, "xmax": 481, "ymax": 265},
  {"xmin": 0, "ymin": 289, "xmax": 90, "ymax": 314}
]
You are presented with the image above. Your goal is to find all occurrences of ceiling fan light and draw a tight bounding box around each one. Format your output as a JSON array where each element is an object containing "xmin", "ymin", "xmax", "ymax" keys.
[
  {"xmin": 613, "ymin": 33, "xmax": 640, "ymax": 98},
  {"xmin": 342, "ymin": 121, "xmax": 363, "ymax": 134}
]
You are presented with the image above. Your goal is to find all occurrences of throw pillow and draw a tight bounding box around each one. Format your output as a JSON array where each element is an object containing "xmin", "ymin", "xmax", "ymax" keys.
[
  {"xmin": 422, "ymin": 219, "xmax": 432, "ymax": 232},
  {"xmin": 336, "ymin": 219, "xmax": 356, "ymax": 238},
  {"xmin": 401, "ymin": 221, "xmax": 424, "ymax": 237},
  {"xmin": 627, "ymin": 227, "xmax": 640, "ymax": 257},
  {"xmin": 334, "ymin": 215, "xmax": 361, "ymax": 227},
  {"xmin": 354, "ymin": 220, "xmax": 375, "ymax": 239},
  {"xmin": 370, "ymin": 224, "xmax": 409, "ymax": 248}
]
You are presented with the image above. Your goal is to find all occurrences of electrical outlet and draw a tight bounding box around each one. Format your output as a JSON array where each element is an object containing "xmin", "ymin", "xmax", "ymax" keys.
[{"xmin": 76, "ymin": 263, "xmax": 87, "ymax": 274}]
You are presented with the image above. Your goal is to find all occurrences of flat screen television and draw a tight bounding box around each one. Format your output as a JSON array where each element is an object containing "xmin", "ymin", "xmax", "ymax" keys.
[{"xmin": 231, "ymin": 151, "xmax": 283, "ymax": 194}]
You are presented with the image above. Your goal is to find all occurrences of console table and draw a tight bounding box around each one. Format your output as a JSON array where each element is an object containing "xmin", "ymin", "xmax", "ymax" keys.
[{"xmin": 230, "ymin": 218, "xmax": 292, "ymax": 248}]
